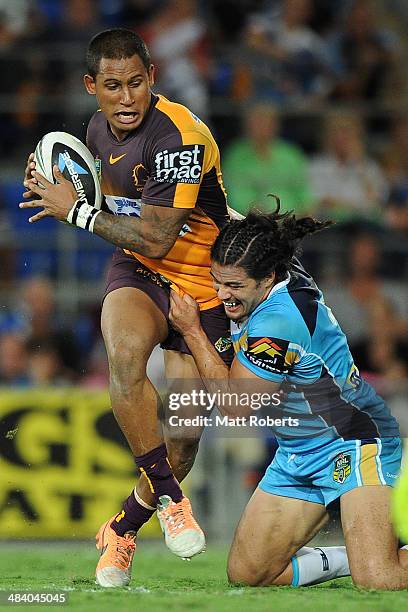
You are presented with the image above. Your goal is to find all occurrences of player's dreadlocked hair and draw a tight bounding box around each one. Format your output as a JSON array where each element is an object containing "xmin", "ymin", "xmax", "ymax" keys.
[
  {"xmin": 87, "ymin": 28, "xmax": 151, "ymax": 78},
  {"xmin": 211, "ymin": 197, "xmax": 332, "ymax": 282}
]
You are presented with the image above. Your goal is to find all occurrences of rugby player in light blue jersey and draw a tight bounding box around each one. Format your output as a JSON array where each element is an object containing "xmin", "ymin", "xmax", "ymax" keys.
[{"xmin": 169, "ymin": 200, "xmax": 408, "ymax": 589}]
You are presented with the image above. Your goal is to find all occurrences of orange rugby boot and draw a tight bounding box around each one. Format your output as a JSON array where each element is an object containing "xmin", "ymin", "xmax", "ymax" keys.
[
  {"xmin": 157, "ymin": 495, "xmax": 206, "ymax": 559},
  {"xmin": 95, "ymin": 515, "xmax": 136, "ymax": 587}
]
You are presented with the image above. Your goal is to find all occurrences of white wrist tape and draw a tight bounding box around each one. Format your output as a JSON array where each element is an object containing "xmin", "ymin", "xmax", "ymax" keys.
[{"xmin": 66, "ymin": 200, "xmax": 102, "ymax": 232}]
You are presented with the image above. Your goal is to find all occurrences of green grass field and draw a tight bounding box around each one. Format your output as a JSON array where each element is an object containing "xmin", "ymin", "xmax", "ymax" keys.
[{"xmin": 0, "ymin": 542, "xmax": 407, "ymax": 611}]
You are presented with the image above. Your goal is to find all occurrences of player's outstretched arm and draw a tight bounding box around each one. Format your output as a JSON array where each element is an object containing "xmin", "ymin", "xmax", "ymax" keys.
[
  {"xmin": 169, "ymin": 290, "xmax": 280, "ymax": 418},
  {"xmin": 169, "ymin": 290, "xmax": 230, "ymax": 381},
  {"xmin": 21, "ymin": 166, "xmax": 190, "ymax": 258}
]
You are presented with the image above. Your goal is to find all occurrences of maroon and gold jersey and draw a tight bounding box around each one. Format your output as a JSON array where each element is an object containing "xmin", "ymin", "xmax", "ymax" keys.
[{"xmin": 86, "ymin": 93, "xmax": 228, "ymax": 309}]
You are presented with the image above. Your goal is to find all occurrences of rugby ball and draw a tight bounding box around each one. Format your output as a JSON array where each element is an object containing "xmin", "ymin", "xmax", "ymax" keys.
[{"xmin": 34, "ymin": 131, "xmax": 102, "ymax": 209}]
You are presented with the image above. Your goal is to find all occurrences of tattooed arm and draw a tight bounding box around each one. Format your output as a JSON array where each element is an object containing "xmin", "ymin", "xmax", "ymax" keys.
[
  {"xmin": 93, "ymin": 204, "xmax": 191, "ymax": 258},
  {"xmin": 21, "ymin": 165, "xmax": 191, "ymax": 259}
]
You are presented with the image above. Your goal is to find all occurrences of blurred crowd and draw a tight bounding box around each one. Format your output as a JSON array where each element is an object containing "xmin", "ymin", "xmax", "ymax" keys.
[
  {"xmin": 0, "ymin": 0, "xmax": 407, "ymax": 399},
  {"xmin": 0, "ymin": 277, "xmax": 108, "ymax": 387}
]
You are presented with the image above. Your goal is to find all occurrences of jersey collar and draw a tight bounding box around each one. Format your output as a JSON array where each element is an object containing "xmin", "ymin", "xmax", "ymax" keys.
[
  {"xmin": 265, "ymin": 273, "xmax": 290, "ymax": 300},
  {"xmin": 251, "ymin": 273, "xmax": 291, "ymax": 317}
]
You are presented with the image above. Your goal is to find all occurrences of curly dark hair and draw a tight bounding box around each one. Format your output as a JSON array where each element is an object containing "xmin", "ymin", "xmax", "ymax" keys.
[
  {"xmin": 211, "ymin": 197, "xmax": 332, "ymax": 282},
  {"xmin": 86, "ymin": 28, "xmax": 151, "ymax": 78}
]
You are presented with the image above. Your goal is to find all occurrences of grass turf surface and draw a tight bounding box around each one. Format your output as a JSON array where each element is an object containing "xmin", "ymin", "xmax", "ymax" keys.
[{"xmin": 0, "ymin": 543, "xmax": 407, "ymax": 611}]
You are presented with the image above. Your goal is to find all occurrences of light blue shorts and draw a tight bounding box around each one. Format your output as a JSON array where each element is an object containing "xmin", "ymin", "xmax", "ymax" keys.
[{"xmin": 259, "ymin": 437, "xmax": 402, "ymax": 506}]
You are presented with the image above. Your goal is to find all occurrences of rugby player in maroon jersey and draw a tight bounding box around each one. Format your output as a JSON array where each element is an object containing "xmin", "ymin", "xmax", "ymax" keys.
[{"xmin": 22, "ymin": 28, "xmax": 233, "ymax": 587}]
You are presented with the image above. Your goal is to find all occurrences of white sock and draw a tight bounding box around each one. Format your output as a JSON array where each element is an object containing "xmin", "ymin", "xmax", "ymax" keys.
[{"xmin": 292, "ymin": 546, "xmax": 350, "ymax": 586}]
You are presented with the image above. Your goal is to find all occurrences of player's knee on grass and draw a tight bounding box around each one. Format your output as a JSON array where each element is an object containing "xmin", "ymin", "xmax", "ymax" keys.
[
  {"xmin": 352, "ymin": 573, "xmax": 393, "ymax": 590},
  {"xmin": 227, "ymin": 559, "xmax": 281, "ymax": 587},
  {"xmin": 227, "ymin": 559, "xmax": 262, "ymax": 586},
  {"xmin": 350, "ymin": 556, "xmax": 408, "ymax": 590},
  {"xmin": 351, "ymin": 562, "xmax": 403, "ymax": 590},
  {"xmin": 227, "ymin": 549, "xmax": 288, "ymax": 587}
]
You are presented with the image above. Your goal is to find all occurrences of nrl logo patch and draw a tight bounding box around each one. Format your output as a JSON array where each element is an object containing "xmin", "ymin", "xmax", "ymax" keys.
[
  {"xmin": 215, "ymin": 336, "xmax": 232, "ymax": 353},
  {"xmin": 333, "ymin": 453, "xmax": 351, "ymax": 484}
]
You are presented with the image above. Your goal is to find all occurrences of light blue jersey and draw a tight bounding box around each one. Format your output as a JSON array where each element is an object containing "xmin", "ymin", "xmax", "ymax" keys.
[{"xmin": 231, "ymin": 260, "xmax": 400, "ymax": 453}]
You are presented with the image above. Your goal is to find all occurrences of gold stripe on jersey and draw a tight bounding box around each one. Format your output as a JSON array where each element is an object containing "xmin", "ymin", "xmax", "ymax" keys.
[{"xmin": 360, "ymin": 443, "xmax": 381, "ymax": 485}]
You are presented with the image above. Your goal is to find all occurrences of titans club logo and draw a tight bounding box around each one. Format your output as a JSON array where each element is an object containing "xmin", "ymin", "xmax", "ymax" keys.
[{"xmin": 244, "ymin": 337, "xmax": 290, "ymax": 374}]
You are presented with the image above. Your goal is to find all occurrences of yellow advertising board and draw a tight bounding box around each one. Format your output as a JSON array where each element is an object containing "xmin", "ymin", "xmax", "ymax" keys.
[{"xmin": 0, "ymin": 389, "xmax": 160, "ymax": 538}]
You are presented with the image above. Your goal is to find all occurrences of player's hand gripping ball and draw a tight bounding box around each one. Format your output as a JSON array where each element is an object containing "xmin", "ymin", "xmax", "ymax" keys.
[
  {"xmin": 33, "ymin": 132, "xmax": 102, "ymax": 207},
  {"xmin": 21, "ymin": 132, "xmax": 102, "ymax": 224}
]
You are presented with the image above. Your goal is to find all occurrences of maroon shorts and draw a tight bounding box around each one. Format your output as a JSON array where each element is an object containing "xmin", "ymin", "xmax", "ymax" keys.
[{"xmin": 103, "ymin": 249, "xmax": 233, "ymax": 366}]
